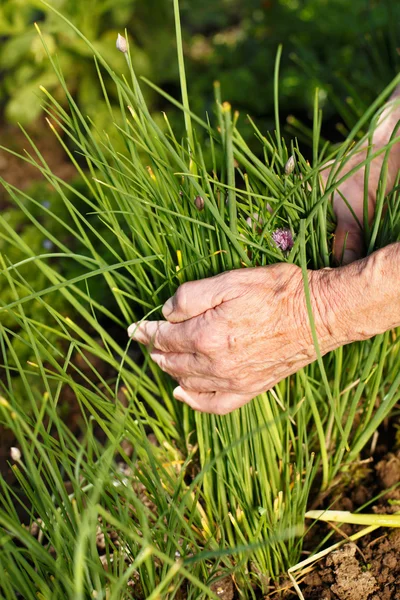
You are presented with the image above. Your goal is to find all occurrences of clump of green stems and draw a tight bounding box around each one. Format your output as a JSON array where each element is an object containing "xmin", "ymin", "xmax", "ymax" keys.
[{"xmin": 1, "ymin": 2, "xmax": 400, "ymax": 598}]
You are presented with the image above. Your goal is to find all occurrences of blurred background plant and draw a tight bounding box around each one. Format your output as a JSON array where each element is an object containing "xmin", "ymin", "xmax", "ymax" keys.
[
  {"xmin": 0, "ymin": 0, "xmax": 147, "ymax": 125},
  {"xmin": 1, "ymin": 0, "xmax": 399, "ymax": 130}
]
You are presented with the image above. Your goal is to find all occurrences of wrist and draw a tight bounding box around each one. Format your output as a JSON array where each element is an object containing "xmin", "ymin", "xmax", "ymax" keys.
[
  {"xmin": 308, "ymin": 267, "xmax": 357, "ymax": 352},
  {"xmin": 317, "ymin": 244, "xmax": 400, "ymax": 345},
  {"xmin": 350, "ymin": 244, "xmax": 400, "ymax": 339}
]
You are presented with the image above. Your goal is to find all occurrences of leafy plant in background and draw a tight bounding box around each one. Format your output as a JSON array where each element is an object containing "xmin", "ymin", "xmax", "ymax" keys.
[
  {"xmin": 0, "ymin": 0, "xmax": 152, "ymax": 125},
  {"xmin": 1, "ymin": 0, "xmax": 399, "ymax": 135},
  {"xmin": 180, "ymin": 0, "xmax": 400, "ymax": 137},
  {"xmin": 1, "ymin": 3, "xmax": 400, "ymax": 599}
]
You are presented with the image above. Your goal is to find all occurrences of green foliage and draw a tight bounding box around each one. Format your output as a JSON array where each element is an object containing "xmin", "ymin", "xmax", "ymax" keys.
[
  {"xmin": 1, "ymin": 4, "xmax": 400, "ymax": 599},
  {"xmin": 179, "ymin": 0, "xmax": 400, "ymax": 129},
  {"xmin": 1, "ymin": 0, "xmax": 399, "ymax": 135},
  {"xmin": 0, "ymin": 0, "xmax": 151, "ymax": 124},
  {"xmin": 0, "ymin": 178, "xmax": 117, "ymax": 370}
]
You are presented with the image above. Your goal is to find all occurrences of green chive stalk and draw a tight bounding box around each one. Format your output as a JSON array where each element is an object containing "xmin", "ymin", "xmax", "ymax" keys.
[{"xmin": 0, "ymin": 2, "xmax": 400, "ymax": 598}]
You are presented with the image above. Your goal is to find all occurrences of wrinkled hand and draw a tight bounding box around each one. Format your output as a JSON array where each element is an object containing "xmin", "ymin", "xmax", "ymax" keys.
[
  {"xmin": 129, "ymin": 264, "xmax": 350, "ymax": 414},
  {"xmin": 330, "ymin": 85, "xmax": 400, "ymax": 263},
  {"xmin": 128, "ymin": 87, "xmax": 400, "ymax": 414}
]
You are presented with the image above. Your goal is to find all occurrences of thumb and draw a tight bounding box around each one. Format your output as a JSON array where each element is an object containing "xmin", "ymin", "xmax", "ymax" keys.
[
  {"xmin": 162, "ymin": 271, "xmax": 239, "ymax": 323},
  {"xmin": 333, "ymin": 221, "xmax": 365, "ymax": 265}
]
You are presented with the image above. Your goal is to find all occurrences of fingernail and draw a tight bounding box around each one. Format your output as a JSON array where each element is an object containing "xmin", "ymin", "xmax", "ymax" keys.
[
  {"xmin": 150, "ymin": 352, "xmax": 161, "ymax": 366},
  {"xmin": 173, "ymin": 386, "xmax": 185, "ymax": 401},
  {"xmin": 127, "ymin": 323, "xmax": 137, "ymax": 338},
  {"xmin": 127, "ymin": 322, "xmax": 146, "ymax": 343},
  {"xmin": 162, "ymin": 298, "xmax": 174, "ymax": 319}
]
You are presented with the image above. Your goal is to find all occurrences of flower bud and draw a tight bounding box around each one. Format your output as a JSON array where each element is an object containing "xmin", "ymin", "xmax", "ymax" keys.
[
  {"xmin": 10, "ymin": 447, "xmax": 21, "ymax": 462},
  {"xmin": 284, "ymin": 155, "xmax": 295, "ymax": 175},
  {"xmin": 116, "ymin": 34, "xmax": 128, "ymax": 54},
  {"xmin": 194, "ymin": 195, "xmax": 205, "ymax": 211}
]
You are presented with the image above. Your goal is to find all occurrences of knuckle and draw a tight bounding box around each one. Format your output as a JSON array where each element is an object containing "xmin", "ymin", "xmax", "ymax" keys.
[
  {"xmin": 174, "ymin": 284, "xmax": 190, "ymax": 315},
  {"xmin": 179, "ymin": 377, "xmax": 196, "ymax": 390},
  {"xmin": 162, "ymin": 361, "xmax": 177, "ymax": 377},
  {"xmin": 194, "ymin": 329, "xmax": 211, "ymax": 354}
]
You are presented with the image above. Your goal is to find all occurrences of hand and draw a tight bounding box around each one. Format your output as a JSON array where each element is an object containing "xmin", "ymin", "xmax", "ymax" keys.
[
  {"xmin": 128, "ymin": 264, "xmax": 352, "ymax": 414},
  {"xmin": 128, "ymin": 87, "xmax": 400, "ymax": 415},
  {"xmin": 329, "ymin": 86, "xmax": 400, "ymax": 264}
]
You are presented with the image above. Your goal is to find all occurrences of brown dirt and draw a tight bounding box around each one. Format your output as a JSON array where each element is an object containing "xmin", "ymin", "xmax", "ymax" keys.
[
  {"xmin": 301, "ymin": 447, "xmax": 400, "ymax": 600},
  {"xmin": 0, "ymin": 120, "xmax": 76, "ymax": 209},
  {"xmin": 302, "ymin": 532, "xmax": 400, "ymax": 600},
  {"xmin": 210, "ymin": 576, "xmax": 235, "ymax": 600}
]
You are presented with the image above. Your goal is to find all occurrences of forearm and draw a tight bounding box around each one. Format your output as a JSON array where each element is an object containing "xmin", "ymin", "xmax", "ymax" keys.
[{"xmin": 338, "ymin": 243, "xmax": 400, "ymax": 342}]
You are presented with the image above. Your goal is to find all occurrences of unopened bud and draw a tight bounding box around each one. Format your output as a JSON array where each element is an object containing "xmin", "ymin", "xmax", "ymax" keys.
[
  {"xmin": 194, "ymin": 195, "xmax": 205, "ymax": 211},
  {"xmin": 116, "ymin": 34, "xmax": 128, "ymax": 54},
  {"xmin": 146, "ymin": 166, "xmax": 156, "ymax": 181},
  {"xmin": 284, "ymin": 155, "xmax": 296, "ymax": 175},
  {"xmin": 10, "ymin": 447, "xmax": 21, "ymax": 462}
]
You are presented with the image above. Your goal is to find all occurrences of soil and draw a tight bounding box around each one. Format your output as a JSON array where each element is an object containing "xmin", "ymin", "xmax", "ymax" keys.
[
  {"xmin": 302, "ymin": 535, "xmax": 400, "ymax": 600},
  {"xmin": 300, "ymin": 446, "xmax": 400, "ymax": 600},
  {"xmin": 0, "ymin": 120, "xmax": 76, "ymax": 210}
]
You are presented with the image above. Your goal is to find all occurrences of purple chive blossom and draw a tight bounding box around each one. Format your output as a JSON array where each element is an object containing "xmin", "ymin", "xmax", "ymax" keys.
[
  {"xmin": 42, "ymin": 239, "xmax": 53, "ymax": 250},
  {"xmin": 272, "ymin": 228, "xmax": 294, "ymax": 252},
  {"xmin": 42, "ymin": 200, "xmax": 51, "ymax": 209}
]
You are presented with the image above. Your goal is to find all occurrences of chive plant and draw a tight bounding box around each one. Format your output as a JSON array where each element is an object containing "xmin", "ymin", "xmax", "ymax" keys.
[{"xmin": 1, "ymin": 2, "xmax": 400, "ymax": 597}]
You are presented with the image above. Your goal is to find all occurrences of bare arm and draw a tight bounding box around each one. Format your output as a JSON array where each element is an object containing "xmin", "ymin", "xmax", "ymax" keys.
[{"xmin": 340, "ymin": 242, "xmax": 400, "ymax": 341}]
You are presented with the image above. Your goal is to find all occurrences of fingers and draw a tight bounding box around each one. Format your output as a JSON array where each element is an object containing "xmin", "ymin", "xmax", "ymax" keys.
[
  {"xmin": 373, "ymin": 86, "xmax": 400, "ymax": 148},
  {"xmin": 150, "ymin": 352, "xmax": 234, "ymax": 392},
  {"xmin": 332, "ymin": 183, "xmax": 368, "ymax": 265},
  {"xmin": 150, "ymin": 350, "xmax": 208, "ymax": 379},
  {"xmin": 333, "ymin": 224, "xmax": 365, "ymax": 265},
  {"xmin": 173, "ymin": 386, "xmax": 252, "ymax": 415},
  {"xmin": 128, "ymin": 320, "xmax": 196, "ymax": 353},
  {"xmin": 162, "ymin": 271, "xmax": 238, "ymax": 323}
]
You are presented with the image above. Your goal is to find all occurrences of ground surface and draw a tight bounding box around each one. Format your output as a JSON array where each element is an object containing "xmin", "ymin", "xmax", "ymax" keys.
[
  {"xmin": 0, "ymin": 121, "xmax": 75, "ymax": 210},
  {"xmin": 300, "ymin": 443, "xmax": 400, "ymax": 600}
]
